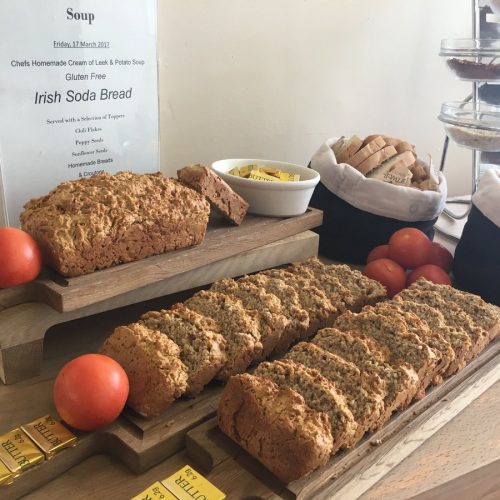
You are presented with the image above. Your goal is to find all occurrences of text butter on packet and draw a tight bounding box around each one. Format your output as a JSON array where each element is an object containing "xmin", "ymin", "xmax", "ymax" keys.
[
  {"xmin": 278, "ymin": 172, "xmax": 300, "ymax": 182},
  {"xmin": 162, "ymin": 465, "xmax": 225, "ymax": 500},
  {"xmin": 131, "ymin": 481, "xmax": 177, "ymax": 500},
  {"xmin": 0, "ymin": 428, "xmax": 44, "ymax": 477},
  {"xmin": 248, "ymin": 170, "xmax": 279, "ymax": 182},
  {"xmin": 21, "ymin": 415, "xmax": 77, "ymax": 459}
]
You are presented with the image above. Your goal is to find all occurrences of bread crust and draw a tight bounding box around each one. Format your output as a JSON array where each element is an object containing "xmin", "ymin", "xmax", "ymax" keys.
[
  {"xmin": 184, "ymin": 290, "xmax": 263, "ymax": 380},
  {"xmin": 211, "ymin": 278, "xmax": 288, "ymax": 358},
  {"xmin": 254, "ymin": 360, "xmax": 358, "ymax": 451},
  {"xmin": 355, "ymin": 146, "xmax": 398, "ymax": 176},
  {"xmin": 218, "ymin": 374, "xmax": 334, "ymax": 484},
  {"xmin": 100, "ymin": 323, "xmax": 188, "ymax": 417},
  {"xmin": 140, "ymin": 305, "xmax": 227, "ymax": 397},
  {"xmin": 346, "ymin": 136, "xmax": 386, "ymax": 168},
  {"xmin": 336, "ymin": 135, "xmax": 363, "ymax": 164},
  {"xmin": 21, "ymin": 172, "xmax": 210, "ymax": 277},
  {"xmin": 177, "ymin": 164, "xmax": 249, "ymax": 225}
]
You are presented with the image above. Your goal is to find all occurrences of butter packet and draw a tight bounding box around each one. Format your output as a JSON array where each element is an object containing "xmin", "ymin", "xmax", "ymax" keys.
[
  {"xmin": 131, "ymin": 481, "xmax": 177, "ymax": 500},
  {"xmin": 0, "ymin": 461, "xmax": 14, "ymax": 487},
  {"xmin": 162, "ymin": 465, "xmax": 225, "ymax": 500},
  {"xmin": 238, "ymin": 165, "xmax": 256, "ymax": 178},
  {"xmin": 0, "ymin": 428, "xmax": 44, "ymax": 477},
  {"xmin": 278, "ymin": 172, "xmax": 300, "ymax": 182},
  {"xmin": 21, "ymin": 415, "xmax": 77, "ymax": 459},
  {"xmin": 248, "ymin": 170, "xmax": 279, "ymax": 182}
]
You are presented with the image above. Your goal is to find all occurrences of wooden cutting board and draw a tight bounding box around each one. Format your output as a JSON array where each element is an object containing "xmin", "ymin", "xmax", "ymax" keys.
[
  {"xmin": 9, "ymin": 208, "xmax": 323, "ymax": 313},
  {"xmin": 0, "ymin": 209, "xmax": 322, "ymax": 385},
  {"xmin": 0, "ymin": 230, "xmax": 320, "ymax": 499},
  {"xmin": 185, "ymin": 340, "xmax": 500, "ymax": 500}
]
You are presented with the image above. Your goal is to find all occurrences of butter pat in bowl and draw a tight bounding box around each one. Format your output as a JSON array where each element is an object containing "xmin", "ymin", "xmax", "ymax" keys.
[{"xmin": 211, "ymin": 159, "xmax": 320, "ymax": 217}]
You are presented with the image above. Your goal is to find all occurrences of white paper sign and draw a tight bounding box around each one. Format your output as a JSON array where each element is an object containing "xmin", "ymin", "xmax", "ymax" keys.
[{"xmin": 0, "ymin": 0, "xmax": 159, "ymax": 226}]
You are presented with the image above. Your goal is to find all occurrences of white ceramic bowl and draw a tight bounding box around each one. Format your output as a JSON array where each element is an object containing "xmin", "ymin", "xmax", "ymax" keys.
[{"xmin": 211, "ymin": 159, "xmax": 320, "ymax": 217}]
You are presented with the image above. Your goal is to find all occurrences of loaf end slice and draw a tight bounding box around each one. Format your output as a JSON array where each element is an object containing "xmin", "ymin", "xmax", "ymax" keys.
[
  {"xmin": 254, "ymin": 360, "xmax": 358, "ymax": 452},
  {"xmin": 218, "ymin": 374, "xmax": 334, "ymax": 484},
  {"xmin": 140, "ymin": 305, "xmax": 227, "ymax": 397},
  {"xmin": 178, "ymin": 164, "xmax": 249, "ymax": 225},
  {"xmin": 100, "ymin": 323, "xmax": 188, "ymax": 417}
]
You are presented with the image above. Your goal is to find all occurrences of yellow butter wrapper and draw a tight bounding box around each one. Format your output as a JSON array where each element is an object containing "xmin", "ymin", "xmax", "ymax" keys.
[
  {"xmin": 248, "ymin": 170, "xmax": 279, "ymax": 182},
  {"xmin": 238, "ymin": 165, "xmax": 256, "ymax": 178},
  {"xmin": 228, "ymin": 167, "xmax": 240, "ymax": 177},
  {"xmin": 131, "ymin": 481, "xmax": 177, "ymax": 500},
  {"xmin": 259, "ymin": 167, "xmax": 281, "ymax": 177},
  {"xmin": 0, "ymin": 428, "xmax": 44, "ymax": 476},
  {"xmin": 279, "ymin": 172, "xmax": 300, "ymax": 182},
  {"xmin": 21, "ymin": 415, "xmax": 77, "ymax": 459},
  {"xmin": 0, "ymin": 461, "xmax": 14, "ymax": 487},
  {"xmin": 162, "ymin": 465, "xmax": 226, "ymax": 500}
]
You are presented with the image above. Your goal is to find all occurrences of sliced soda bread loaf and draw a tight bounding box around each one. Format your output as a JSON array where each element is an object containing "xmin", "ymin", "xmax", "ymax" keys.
[
  {"xmin": 184, "ymin": 290, "xmax": 262, "ymax": 381},
  {"xmin": 285, "ymin": 342, "xmax": 386, "ymax": 438},
  {"xmin": 397, "ymin": 288, "xmax": 488, "ymax": 359},
  {"xmin": 254, "ymin": 360, "xmax": 358, "ymax": 452},
  {"xmin": 287, "ymin": 259, "xmax": 356, "ymax": 311},
  {"xmin": 238, "ymin": 273, "xmax": 310, "ymax": 354},
  {"xmin": 288, "ymin": 258, "xmax": 386, "ymax": 310},
  {"xmin": 312, "ymin": 328, "xmax": 419, "ymax": 420},
  {"xmin": 100, "ymin": 323, "xmax": 188, "ymax": 417},
  {"xmin": 408, "ymin": 279, "xmax": 500, "ymax": 340},
  {"xmin": 140, "ymin": 305, "xmax": 227, "ymax": 396},
  {"xmin": 391, "ymin": 298, "xmax": 470, "ymax": 376},
  {"xmin": 261, "ymin": 268, "xmax": 339, "ymax": 339},
  {"xmin": 210, "ymin": 278, "xmax": 288, "ymax": 358},
  {"xmin": 366, "ymin": 303, "xmax": 454, "ymax": 385},
  {"xmin": 218, "ymin": 374, "xmax": 334, "ymax": 484},
  {"xmin": 334, "ymin": 310, "xmax": 438, "ymax": 398}
]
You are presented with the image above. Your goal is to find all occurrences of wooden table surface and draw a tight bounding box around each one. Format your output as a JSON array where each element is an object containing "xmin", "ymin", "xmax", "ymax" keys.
[{"xmin": 3, "ymin": 225, "xmax": 500, "ymax": 499}]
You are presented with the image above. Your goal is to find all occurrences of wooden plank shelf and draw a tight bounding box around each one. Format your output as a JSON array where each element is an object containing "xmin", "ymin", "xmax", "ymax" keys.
[
  {"xmin": 0, "ymin": 210, "xmax": 321, "ymax": 385},
  {"xmin": 0, "ymin": 229, "xmax": 321, "ymax": 499}
]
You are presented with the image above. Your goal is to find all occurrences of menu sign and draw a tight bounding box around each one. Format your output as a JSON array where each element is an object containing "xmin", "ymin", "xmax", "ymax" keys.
[{"xmin": 0, "ymin": 0, "xmax": 159, "ymax": 225}]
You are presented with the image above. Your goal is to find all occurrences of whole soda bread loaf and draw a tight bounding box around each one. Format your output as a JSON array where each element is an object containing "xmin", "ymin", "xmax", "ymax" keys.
[
  {"xmin": 218, "ymin": 374, "xmax": 334, "ymax": 484},
  {"xmin": 20, "ymin": 171, "xmax": 210, "ymax": 277}
]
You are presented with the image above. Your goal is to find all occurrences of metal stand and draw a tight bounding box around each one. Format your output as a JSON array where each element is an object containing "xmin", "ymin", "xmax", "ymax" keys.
[{"xmin": 439, "ymin": 0, "xmax": 495, "ymax": 222}]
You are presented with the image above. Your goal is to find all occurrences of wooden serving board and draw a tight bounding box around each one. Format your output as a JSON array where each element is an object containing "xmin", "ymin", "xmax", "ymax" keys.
[
  {"xmin": 185, "ymin": 340, "xmax": 500, "ymax": 500},
  {"xmin": 0, "ymin": 208, "xmax": 322, "ymax": 385},
  {"xmin": 0, "ymin": 231, "xmax": 320, "ymax": 499},
  {"xmin": 7, "ymin": 208, "xmax": 322, "ymax": 314}
]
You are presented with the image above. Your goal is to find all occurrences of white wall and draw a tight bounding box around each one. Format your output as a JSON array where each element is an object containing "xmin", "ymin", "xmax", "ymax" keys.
[{"xmin": 158, "ymin": 0, "xmax": 473, "ymax": 196}]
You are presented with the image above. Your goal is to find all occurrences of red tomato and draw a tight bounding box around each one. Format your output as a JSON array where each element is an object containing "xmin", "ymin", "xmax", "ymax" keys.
[
  {"xmin": 427, "ymin": 242, "xmax": 453, "ymax": 273},
  {"xmin": 388, "ymin": 228, "xmax": 431, "ymax": 270},
  {"xmin": 363, "ymin": 258, "xmax": 407, "ymax": 298},
  {"xmin": 53, "ymin": 354, "xmax": 129, "ymax": 431},
  {"xmin": 406, "ymin": 264, "xmax": 452, "ymax": 287},
  {"xmin": 0, "ymin": 227, "xmax": 42, "ymax": 288},
  {"xmin": 366, "ymin": 244, "xmax": 390, "ymax": 263}
]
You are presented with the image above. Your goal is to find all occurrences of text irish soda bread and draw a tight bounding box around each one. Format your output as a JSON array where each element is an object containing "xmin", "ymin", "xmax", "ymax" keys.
[{"xmin": 20, "ymin": 171, "xmax": 210, "ymax": 277}]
